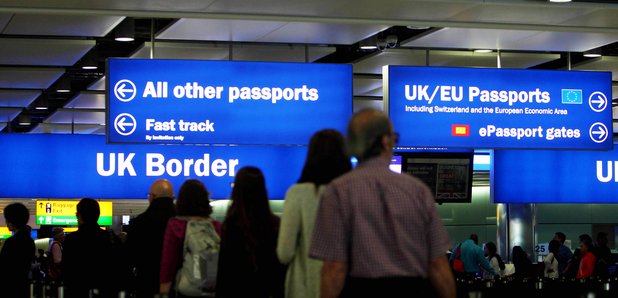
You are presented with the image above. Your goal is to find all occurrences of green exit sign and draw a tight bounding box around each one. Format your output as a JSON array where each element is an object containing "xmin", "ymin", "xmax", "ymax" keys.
[{"xmin": 36, "ymin": 216, "xmax": 112, "ymax": 226}]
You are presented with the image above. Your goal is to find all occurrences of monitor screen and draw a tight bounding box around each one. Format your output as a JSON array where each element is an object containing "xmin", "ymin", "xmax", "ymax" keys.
[{"xmin": 400, "ymin": 151, "xmax": 473, "ymax": 203}]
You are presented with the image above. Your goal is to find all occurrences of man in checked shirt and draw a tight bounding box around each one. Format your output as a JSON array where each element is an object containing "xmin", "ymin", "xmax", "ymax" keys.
[{"xmin": 309, "ymin": 109, "xmax": 456, "ymax": 298}]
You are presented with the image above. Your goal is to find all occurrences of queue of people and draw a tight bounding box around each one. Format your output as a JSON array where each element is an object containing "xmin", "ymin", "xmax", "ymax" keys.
[
  {"xmin": 0, "ymin": 109, "xmax": 458, "ymax": 298},
  {"xmin": 448, "ymin": 231, "xmax": 616, "ymax": 282},
  {"xmin": 1, "ymin": 108, "xmax": 616, "ymax": 298}
]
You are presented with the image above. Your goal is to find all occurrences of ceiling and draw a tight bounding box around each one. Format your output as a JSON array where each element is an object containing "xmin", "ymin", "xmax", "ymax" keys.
[{"xmin": 0, "ymin": 0, "xmax": 617, "ymax": 137}]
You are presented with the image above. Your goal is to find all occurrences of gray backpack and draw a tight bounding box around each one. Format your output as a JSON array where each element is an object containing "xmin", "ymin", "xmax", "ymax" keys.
[{"xmin": 176, "ymin": 218, "xmax": 220, "ymax": 297}]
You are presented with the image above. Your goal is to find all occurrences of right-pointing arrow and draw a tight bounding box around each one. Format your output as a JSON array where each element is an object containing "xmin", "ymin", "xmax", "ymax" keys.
[
  {"xmin": 592, "ymin": 125, "xmax": 607, "ymax": 140},
  {"xmin": 591, "ymin": 95, "xmax": 606, "ymax": 109}
]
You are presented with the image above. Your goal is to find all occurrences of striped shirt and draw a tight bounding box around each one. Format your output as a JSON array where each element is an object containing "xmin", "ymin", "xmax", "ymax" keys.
[{"xmin": 309, "ymin": 156, "xmax": 451, "ymax": 278}]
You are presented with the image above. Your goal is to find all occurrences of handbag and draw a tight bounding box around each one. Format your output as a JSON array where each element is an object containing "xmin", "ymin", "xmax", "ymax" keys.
[{"xmin": 451, "ymin": 244, "xmax": 465, "ymax": 273}]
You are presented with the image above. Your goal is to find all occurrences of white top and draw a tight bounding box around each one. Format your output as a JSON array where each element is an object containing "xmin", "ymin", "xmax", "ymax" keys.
[
  {"xmin": 543, "ymin": 252, "xmax": 559, "ymax": 278},
  {"xmin": 276, "ymin": 183, "xmax": 325, "ymax": 298},
  {"xmin": 484, "ymin": 256, "xmax": 504, "ymax": 279}
]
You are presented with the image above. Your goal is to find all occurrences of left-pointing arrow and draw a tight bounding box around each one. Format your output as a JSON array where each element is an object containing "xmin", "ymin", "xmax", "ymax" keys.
[
  {"xmin": 116, "ymin": 83, "xmax": 134, "ymax": 98},
  {"xmin": 116, "ymin": 117, "xmax": 134, "ymax": 132}
]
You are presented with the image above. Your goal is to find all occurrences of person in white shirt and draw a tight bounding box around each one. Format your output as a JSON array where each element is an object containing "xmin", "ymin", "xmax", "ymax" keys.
[
  {"xmin": 543, "ymin": 240, "xmax": 561, "ymax": 279},
  {"xmin": 483, "ymin": 241, "xmax": 505, "ymax": 279}
]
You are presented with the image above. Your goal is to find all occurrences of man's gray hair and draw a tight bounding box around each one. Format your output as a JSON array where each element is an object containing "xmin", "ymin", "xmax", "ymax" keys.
[{"xmin": 347, "ymin": 109, "xmax": 392, "ymax": 161}]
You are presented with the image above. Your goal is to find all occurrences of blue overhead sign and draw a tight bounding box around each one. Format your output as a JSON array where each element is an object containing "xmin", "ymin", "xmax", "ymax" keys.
[
  {"xmin": 0, "ymin": 134, "xmax": 306, "ymax": 199},
  {"xmin": 493, "ymin": 147, "xmax": 618, "ymax": 203},
  {"xmin": 107, "ymin": 58, "xmax": 352, "ymax": 145},
  {"xmin": 385, "ymin": 66, "xmax": 612, "ymax": 150}
]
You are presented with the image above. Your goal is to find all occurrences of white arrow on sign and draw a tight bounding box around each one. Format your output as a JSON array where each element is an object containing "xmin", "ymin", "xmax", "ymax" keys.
[
  {"xmin": 38, "ymin": 216, "xmax": 44, "ymax": 222},
  {"xmin": 116, "ymin": 116, "xmax": 134, "ymax": 132},
  {"xmin": 116, "ymin": 83, "xmax": 134, "ymax": 98},
  {"xmin": 588, "ymin": 91, "xmax": 608, "ymax": 112},
  {"xmin": 589, "ymin": 122, "xmax": 608, "ymax": 144},
  {"xmin": 592, "ymin": 126, "xmax": 606, "ymax": 139},
  {"xmin": 114, "ymin": 113, "xmax": 137, "ymax": 136},
  {"xmin": 114, "ymin": 79, "xmax": 137, "ymax": 102}
]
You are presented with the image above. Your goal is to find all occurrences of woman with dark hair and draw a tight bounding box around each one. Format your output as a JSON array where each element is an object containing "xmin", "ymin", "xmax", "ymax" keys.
[
  {"xmin": 512, "ymin": 246, "xmax": 533, "ymax": 279},
  {"xmin": 160, "ymin": 179, "xmax": 220, "ymax": 297},
  {"xmin": 0, "ymin": 203, "xmax": 34, "ymax": 298},
  {"xmin": 276, "ymin": 129, "xmax": 351, "ymax": 298},
  {"xmin": 483, "ymin": 241, "xmax": 505, "ymax": 279},
  {"xmin": 544, "ymin": 240, "xmax": 561, "ymax": 278},
  {"xmin": 576, "ymin": 237, "xmax": 596, "ymax": 279},
  {"xmin": 216, "ymin": 166, "xmax": 286, "ymax": 298}
]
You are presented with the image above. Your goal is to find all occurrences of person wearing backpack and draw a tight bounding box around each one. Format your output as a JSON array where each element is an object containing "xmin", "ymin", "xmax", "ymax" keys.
[
  {"xmin": 160, "ymin": 179, "xmax": 221, "ymax": 298},
  {"xmin": 47, "ymin": 227, "xmax": 65, "ymax": 282},
  {"xmin": 216, "ymin": 167, "xmax": 286, "ymax": 298}
]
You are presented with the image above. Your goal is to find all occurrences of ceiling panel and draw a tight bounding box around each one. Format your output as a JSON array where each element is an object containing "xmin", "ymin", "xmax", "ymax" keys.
[
  {"xmin": 3, "ymin": 15, "xmax": 124, "ymax": 36},
  {"xmin": 29, "ymin": 123, "xmax": 105, "ymax": 134},
  {"xmin": 131, "ymin": 42, "xmax": 229, "ymax": 60},
  {"xmin": 404, "ymin": 28, "xmax": 618, "ymax": 52},
  {"xmin": 0, "ymin": 67, "xmax": 64, "ymax": 89},
  {"xmin": 88, "ymin": 77, "xmax": 106, "ymax": 91},
  {"xmin": 0, "ymin": 90, "xmax": 41, "ymax": 107},
  {"xmin": 44, "ymin": 109, "xmax": 105, "ymax": 125},
  {"xmin": 353, "ymin": 77, "xmax": 382, "ymax": 97},
  {"xmin": 572, "ymin": 56, "xmax": 618, "ymax": 81},
  {"xmin": 353, "ymin": 49, "xmax": 427, "ymax": 74},
  {"xmin": 0, "ymin": 13, "xmax": 10, "ymax": 29},
  {"xmin": 0, "ymin": 122, "xmax": 5, "ymax": 131},
  {"xmin": 353, "ymin": 98, "xmax": 383, "ymax": 113},
  {"xmin": 428, "ymin": 51, "xmax": 560, "ymax": 69},
  {"xmin": 0, "ymin": 38, "xmax": 95, "ymax": 66},
  {"xmin": 157, "ymin": 18, "xmax": 287, "ymax": 42},
  {"xmin": 338, "ymin": 1, "xmax": 475, "ymax": 22},
  {"xmin": 132, "ymin": 42, "xmax": 336, "ymax": 62},
  {"xmin": 256, "ymin": 22, "xmax": 388, "ymax": 45},
  {"xmin": 558, "ymin": 9, "xmax": 618, "ymax": 28},
  {"xmin": 231, "ymin": 44, "xmax": 335, "ymax": 62},
  {"xmin": 403, "ymin": 28, "xmax": 536, "ymax": 50},
  {"xmin": 0, "ymin": 108, "xmax": 21, "ymax": 122},
  {"xmin": 65, "ymin": 93, "xmax": 105, "ymax": 109},
  {"xmin": 448, "ymin": 4, "xmax": 595, "ymax": 27}
]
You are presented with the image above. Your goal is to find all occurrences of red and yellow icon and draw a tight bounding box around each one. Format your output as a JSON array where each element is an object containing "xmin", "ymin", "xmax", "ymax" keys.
[{"xmin": 452, "ymin": 124, "xmax": 470, "ymax": 136}]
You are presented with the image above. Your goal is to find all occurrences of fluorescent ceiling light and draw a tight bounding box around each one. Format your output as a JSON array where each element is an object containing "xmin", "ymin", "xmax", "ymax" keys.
[
  {"xmin": 35, "ymin": 106, "xmax": 48, "ymax": 110},
  {"xmin": 583, "ymin": 53, "xmax": 602, "ymax": 58},
  {"xmin": 549, "ymin": 0, "xmax": 572, "ymax": 2},
  {"xmin": 474, "ymin": 49, "xmax": 493, "ymax": 53},
  {"xmin": 82, "ymin": 65, "xmax": 98, "ymax": 70},
  {"xmin": 360, "ymin": 45, "xmax": 378, "ymax": 50}
]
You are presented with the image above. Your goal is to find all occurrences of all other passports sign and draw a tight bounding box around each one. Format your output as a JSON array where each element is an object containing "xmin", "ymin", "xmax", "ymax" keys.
[
  {"xmin": 493, "ymin": 147, "xmax": 618, "ymax": 203},
  {"xmin": 385, "ymin": 66, "xmax": 612, "ymax": 150},
  {"xmin": 0, "ymin": 134, "xmax": 306, "ymax": 199},
  {"xmin": 107, "ymin": 59, "xmax": 352, "ymax": 145}
]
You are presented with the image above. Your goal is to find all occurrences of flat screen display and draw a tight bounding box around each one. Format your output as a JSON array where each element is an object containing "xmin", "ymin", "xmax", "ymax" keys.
[{"xmin": 400, "ymin": 151, "xmax": 473, "ymax": 203}]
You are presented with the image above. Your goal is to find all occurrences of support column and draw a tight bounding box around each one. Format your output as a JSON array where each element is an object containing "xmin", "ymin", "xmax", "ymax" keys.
[{"xmin": 506, "ymin": 203, "xmax": 536, "ymax": 262}]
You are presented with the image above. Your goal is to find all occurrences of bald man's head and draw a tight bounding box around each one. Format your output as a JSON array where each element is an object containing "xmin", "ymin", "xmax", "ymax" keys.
[
  {"xmin": 148, "ymin": 179, "xmax": 174, "ymax": 202},
  {"xmin": 347, "ymin": 109, "xmax": 394, "ymax": 161}
]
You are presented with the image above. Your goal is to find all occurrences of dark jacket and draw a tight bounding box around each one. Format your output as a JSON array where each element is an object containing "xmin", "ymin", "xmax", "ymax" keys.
[
  {"xmin": 0, "ymin": 229, "xmax": 34, "ymax": 298},
  {"xmin": 127, "ymin": 197, "xmax": 176, "ymax": 298},
  {"xmin": 216, "ymin": 216, "xmax": 285, "ymax": 298},
  {"xmin": 62, "ymin": 223, "xmax": 114, "ymax": 298}
]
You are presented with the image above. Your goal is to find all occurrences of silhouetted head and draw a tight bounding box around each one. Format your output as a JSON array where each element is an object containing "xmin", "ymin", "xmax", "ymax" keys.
[{"xmin": 176, "ymin": 179, "xmax": 212, "ymax": 217}]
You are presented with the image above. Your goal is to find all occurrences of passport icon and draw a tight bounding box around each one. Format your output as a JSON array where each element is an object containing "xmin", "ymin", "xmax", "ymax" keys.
[{"xmin": 561, "ymin": 89, "xmax": 582, "ymax": 104}]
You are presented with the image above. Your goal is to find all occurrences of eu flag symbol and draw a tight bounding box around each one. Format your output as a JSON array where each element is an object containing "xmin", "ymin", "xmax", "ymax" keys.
[{"xmin": 561, "ymin": 89, "xmax": 582, "ymax": 104}]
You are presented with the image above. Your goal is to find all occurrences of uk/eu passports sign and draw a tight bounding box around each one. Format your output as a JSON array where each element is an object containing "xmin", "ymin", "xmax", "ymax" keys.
[
  {"xmin": 107, "ymin": 59, "xmax": 352, "ymax": 145},
  {"xmin": 384, "ymin": 66, "xmax": 613, "ymax": 150}
]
